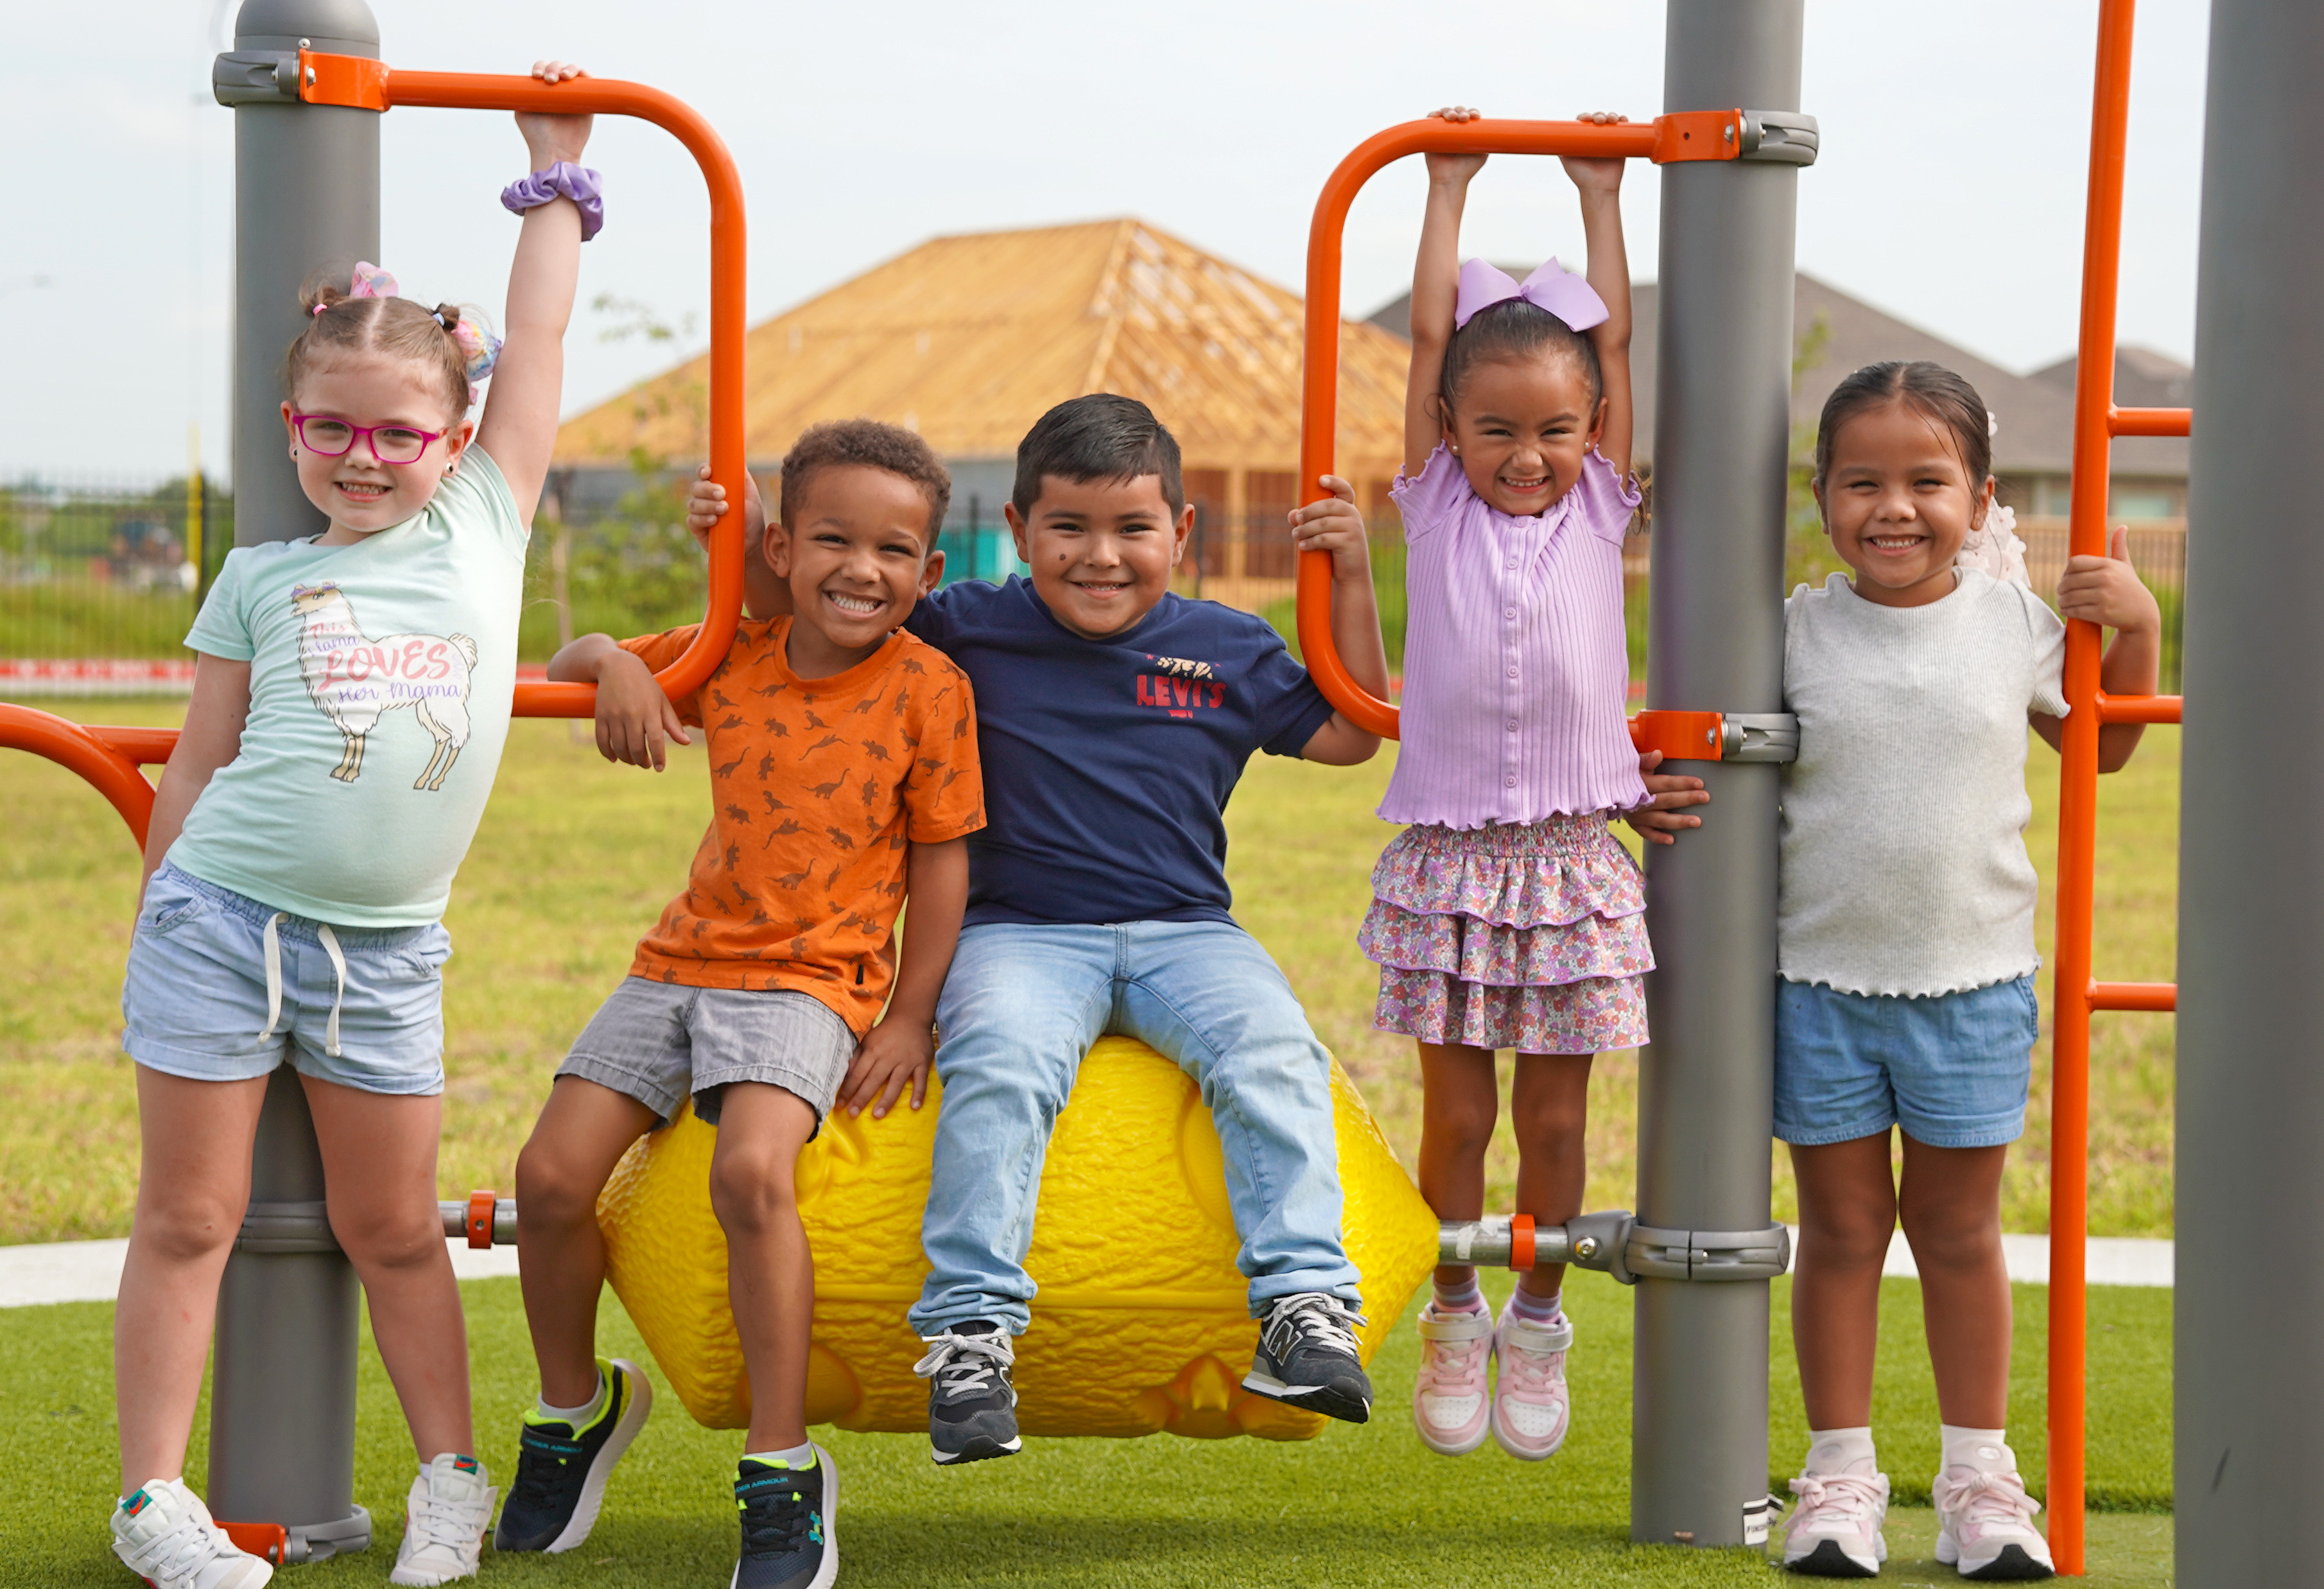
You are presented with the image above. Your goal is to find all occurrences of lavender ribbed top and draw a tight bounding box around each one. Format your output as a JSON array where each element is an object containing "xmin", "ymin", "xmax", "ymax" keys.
[{"xmin": 1380, "ymin": 444, "xmax": 1647, "ymax": 829}]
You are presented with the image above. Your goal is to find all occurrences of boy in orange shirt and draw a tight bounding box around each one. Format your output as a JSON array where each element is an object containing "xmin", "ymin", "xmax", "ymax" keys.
[{"xmin": 495, "ymin": 421, "xmax": 983, "ymax": 1589}]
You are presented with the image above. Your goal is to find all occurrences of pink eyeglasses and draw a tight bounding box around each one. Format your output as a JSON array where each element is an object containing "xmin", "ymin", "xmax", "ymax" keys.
[{"xmin": 290, "ymin": 413, "xmax": 446, "ymax": 465}]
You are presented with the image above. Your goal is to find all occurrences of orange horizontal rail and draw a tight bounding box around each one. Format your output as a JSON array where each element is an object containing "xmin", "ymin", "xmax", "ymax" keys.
[
  {"xmin": 2109, "ymin": 405, "xmax": 2190, "ymax": 438},
  {"xmin": 1298, "ymin": 114, "xmax": 1733, "ymax": 740},
  {"xmin": 0, "ymin": 704, "xmax": 157, "ymax": 847},
  {"xmin": 2090, "ymin": 980, "xmax": 2176, "ymax": 1012},
  {"xmin": 2095, "ymin": 691, "xmax": 2182, "ymax": 724},
  {"xmin": 300, "ymin": 55, "xmax": 747, "ymax": 721}
]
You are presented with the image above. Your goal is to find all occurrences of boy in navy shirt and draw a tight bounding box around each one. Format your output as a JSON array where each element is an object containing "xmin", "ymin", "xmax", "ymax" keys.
[{"xmin": 690, "ymin": 394, "xmax": 1391, "ymax": 1463}]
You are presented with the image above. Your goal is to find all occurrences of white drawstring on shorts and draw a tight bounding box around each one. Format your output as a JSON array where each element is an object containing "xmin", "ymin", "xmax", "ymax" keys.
[{"xmin": 256, "ymin": 913, "xmax": 348, "ymax": 1057}]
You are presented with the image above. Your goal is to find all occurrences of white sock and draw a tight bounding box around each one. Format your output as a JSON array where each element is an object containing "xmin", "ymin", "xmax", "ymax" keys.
[
  {"xmin": 743, "ymin": 1441, "xmax": 815, "ymax": 1470},
  {"xmin": 1941, "ymin": 1425, "xmax": 2016, "ymax": 1475},
  {"xmin": 536, "ymin": 1369, "xmax": 605, "ymax": 1427},
  {"xmin": 1804, "ymin": 1425, "xmax": 1878, "ymax": 1477}
]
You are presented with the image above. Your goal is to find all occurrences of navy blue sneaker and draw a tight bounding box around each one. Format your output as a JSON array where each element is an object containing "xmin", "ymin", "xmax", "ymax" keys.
[
  {"xmin": 912, "ymin": 1320, "xmax": 1021, "ymax": 1464},
  {"xmin": 493, "ymin": 1357, "xmax": 652, "ymax": 1553},
  {"xmin": 1243, "ymin": 1292, "xmax": 1373, "ymax": 1423},
  {"xmin": 733, "ymin": 1448, "xmax": 835, "ymax": 1589}
]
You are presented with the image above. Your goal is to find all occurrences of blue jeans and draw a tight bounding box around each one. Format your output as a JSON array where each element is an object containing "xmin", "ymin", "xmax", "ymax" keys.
[{"xmin": 908, "ymin": 920, "xmax": 1363, "ymax": 1336}]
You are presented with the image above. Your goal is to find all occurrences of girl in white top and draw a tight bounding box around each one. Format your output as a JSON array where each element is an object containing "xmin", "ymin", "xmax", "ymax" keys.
[
  {"xmin": 109, "ymin": 63, "xmax": 595, "ymax": 1589},
  {"xmin": 1774, "ymin": 361, "xmax": 2160, "ymax": 1581}
]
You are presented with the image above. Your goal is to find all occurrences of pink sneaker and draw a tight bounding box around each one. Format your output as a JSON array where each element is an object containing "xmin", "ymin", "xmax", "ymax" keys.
[
  {"xmin": 1933, "ymin": 1464, "xmax": 2054, "ymax": 1580},
  {"xmin": 1780, "ymin": 1468, "xmax": 1889, "ymax": 1576},
  {"xmin": 1490, "ymin": 1298, "xmax": 1573, "ymax": 1460},
  {"xmin": 1410, "ymin": 1302, "xmax": 1493, "ymax": 1455}
]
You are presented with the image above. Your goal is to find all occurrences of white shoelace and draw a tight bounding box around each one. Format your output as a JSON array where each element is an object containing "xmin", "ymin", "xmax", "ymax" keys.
[
  {"xmin": 913, "ymin": 1330, "xmax": 1014, "ymax": 1399},
  {"xmin": 1263, "ymin": 1293, "xmax": 1366, "ymax": 1359},
  {"xmin": 256, "ymin": 913, "xmax": 347, "ymax": 1057},
  {"xmin": 1933, "ymin": 1468, "xmax": 2042, "ymax": 1531},
  {"xmin": 405, "ymin": 1479, "xmax": 492, "ymax": 1556},
  {"xmin": 1787, "ymin": 1472, "xmax": 1886, "ymax": 1534}
]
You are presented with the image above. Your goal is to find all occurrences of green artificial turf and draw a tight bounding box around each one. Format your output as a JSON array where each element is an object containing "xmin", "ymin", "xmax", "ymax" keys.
[{"xmin": 3, "ymin": 1272, "xmax": 2171, "ymax": 1588}]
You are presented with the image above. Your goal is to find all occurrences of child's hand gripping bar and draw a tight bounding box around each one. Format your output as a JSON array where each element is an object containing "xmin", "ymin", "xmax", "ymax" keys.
[
  {"xmin": 296, "ymin": 53, "xmax": 749, "ymax": 722},
  {"xmin": 1296, "ymin": 111, "xmax": 1814, "ymax": 739}
]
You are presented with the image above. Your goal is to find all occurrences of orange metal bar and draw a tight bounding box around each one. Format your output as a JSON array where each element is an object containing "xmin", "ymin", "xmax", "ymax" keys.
[
  {"xmin": 2095, "ymin": 691, "xmax": 2183, "ymax": 725},
  {"xmin": 300, "ymin": 55, "xmax": 748, "ymax": 721},
  {"xmin": 2110, "ymin": 405, "xmax": 2191, "ymax": 438},
  {"xmin": 2049, "ymin": 0, "xmax": 2144, "ymax": 1572},
  {"xmin": 2090, "ymin": 980, "xmax": 2177, "ymax": 1013},
  {"xmin": 1629, "ymin": 709, "xmax": 1726, "ymax": 763},
  {"xmin": 0, "ymin": 704, "xmax": 158, "ymax": 847},
  {"xmin": 1297, "ymin": 116, "xmax": 1682, "ymax": 740}
]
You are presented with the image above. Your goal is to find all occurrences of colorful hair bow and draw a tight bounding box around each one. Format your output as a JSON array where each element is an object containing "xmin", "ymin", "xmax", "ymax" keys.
[
  {"xmin": 447, "ymin": 312, "xmax": 503, "ymax": 406},
  {"xmin": 1453, "ymin": 257, "xmax": 1609, "ymax": 333},
  {"xmin": 351, "ymin": 261, "xmax": 399, "ymax": 300}
]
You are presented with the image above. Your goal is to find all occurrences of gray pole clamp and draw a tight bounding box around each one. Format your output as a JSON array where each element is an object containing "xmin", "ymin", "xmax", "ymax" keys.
[
  {"xmin": 1739, "ymin": 110, "xmax": 1819, "ymax": 165},
  {"xmin": 213, "ymin": 51, "xmax": 304, "ymax": 106},
  {"xmin": 235, "ymin": 1199, "xmax": 340, "ymax": 1254},
  {"xmin": 1623, "ymin": 1222, "xmax": 1793, "ymax": 1282},
  {"xmin": 1721, "ymin": 711, "xmax": 1799, "ymax": 762}
]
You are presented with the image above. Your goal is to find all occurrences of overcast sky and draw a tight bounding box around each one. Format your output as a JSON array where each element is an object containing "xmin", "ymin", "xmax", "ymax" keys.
[{"xmin": 4, "ymin": 0, "xmax": 2209, "ymax": 483}]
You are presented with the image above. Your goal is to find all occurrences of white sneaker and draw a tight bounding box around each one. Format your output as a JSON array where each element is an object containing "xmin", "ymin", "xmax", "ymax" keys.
[
  {"xmin": 1410, "ymin": 1302, "xmax": 1493, "ymax": 1455},
  {"xmin": 1489, "ymin": 1300, "xmax": 1574, "ymax": 1461},
  {"xmin": 1780, "ymin": 1468, "xmax": 1889, "ymax": 1577},
  {"xmin": 110, "ymin": 1478, "xmax": 275, "ymax": 1589},
  {"xmin": 389, "ymin": 1454, "xmax": 496, "ymax": 1587},
  {"xmin": 1933, "ymin": 1464, "xmax": 2054, "ymax": 1580}
]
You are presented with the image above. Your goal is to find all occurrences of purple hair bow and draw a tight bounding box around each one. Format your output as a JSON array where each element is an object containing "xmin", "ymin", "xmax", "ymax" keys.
[{"xmin": 1453, "ymin": 257, "xmax": 1608, "ymax": 333}]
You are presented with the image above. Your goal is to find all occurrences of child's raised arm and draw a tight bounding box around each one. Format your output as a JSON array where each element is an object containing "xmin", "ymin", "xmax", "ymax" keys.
[
  {"xmin": 475, "ymin": 60, "xmax": 593, "ymax": 525},
  {"xmin": 1563, "ymin": 113, "xmax": 1635, "ymax": 476},
  {"xmin": 1405, "ymin": 107, "xmax": 1486, "ymax": 478}
]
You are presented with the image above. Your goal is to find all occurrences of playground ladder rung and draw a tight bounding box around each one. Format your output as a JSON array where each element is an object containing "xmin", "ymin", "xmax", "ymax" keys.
[
  {"xmin": 2088, "ymin": 980, "xmax": 2176, "ymax": 1013},
  {"xmin": 2108, "ymin": 405, "xmax": 2192, "ymax": 438},
  {"xmin": 2094, "ymin": 691, "xmax": 2183, "ymax": 725}
]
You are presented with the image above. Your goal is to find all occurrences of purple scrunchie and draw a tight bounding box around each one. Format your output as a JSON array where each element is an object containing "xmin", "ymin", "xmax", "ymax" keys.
[{"xmin": 501, "ymin": 161, "xmax": 604, "ymax": 242}]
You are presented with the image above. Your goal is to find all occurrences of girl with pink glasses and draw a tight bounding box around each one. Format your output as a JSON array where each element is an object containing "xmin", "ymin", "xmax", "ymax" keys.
[{"xmin": 107, "ymin": 61, "xmax": 598, "ymax": 1589}]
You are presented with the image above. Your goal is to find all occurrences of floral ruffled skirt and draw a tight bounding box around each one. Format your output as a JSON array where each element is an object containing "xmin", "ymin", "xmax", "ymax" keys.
[{"xmin": 1358, "ymin": 813, "xmax": 1652, "ymax": 1054}]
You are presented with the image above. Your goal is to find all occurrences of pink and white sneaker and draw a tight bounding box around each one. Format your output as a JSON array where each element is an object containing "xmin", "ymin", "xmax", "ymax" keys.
[
  {"xmin": 1932, "ymin": 1464, "xmax": 2054, "ymax": 1580},
  {"xmin": 1489, "ymin": 1298, "xmax": 1573, "ymax": 1460},
  {"xmin": 1409, "ymin": 1301, "xmax": 1493, "ymax": 1455},
  {"xmin": 1780, "ymin": 1468, "xmax": 1889, "ymax": 1577}
]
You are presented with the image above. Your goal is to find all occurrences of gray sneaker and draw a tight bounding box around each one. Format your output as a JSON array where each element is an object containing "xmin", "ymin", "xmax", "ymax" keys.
[
  {"xmin": 1242, "ymin": 1292, "xmax": 1373, "ymax": 1423},
  {"xmin": 912, "ymin": 1320, "xmax": 1021, "ymax": 1464}
]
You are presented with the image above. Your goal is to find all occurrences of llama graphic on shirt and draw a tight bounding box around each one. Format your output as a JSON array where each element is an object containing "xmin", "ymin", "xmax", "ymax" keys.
[{"xmin": 290, "ymin": 582, "xmax": 476, "ymax": 790}]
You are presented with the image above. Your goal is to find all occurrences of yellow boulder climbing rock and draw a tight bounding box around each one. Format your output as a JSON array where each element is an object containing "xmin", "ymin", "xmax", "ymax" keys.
[{"xmin": 595, "ymin": 1036, "xmax": 1438, "ymax": 1440}]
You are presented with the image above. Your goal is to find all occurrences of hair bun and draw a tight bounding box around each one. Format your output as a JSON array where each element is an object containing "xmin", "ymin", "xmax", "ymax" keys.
[
  {"xmin": 431, "ymin": 302, "xmax": 462, "ymax": 332},
  {"xmin": 301, "ymin": 280, "xmax": 351, "ymax": 317}
]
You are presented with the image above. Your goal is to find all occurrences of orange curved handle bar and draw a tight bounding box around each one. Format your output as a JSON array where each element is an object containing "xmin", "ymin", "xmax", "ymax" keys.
[
  {"xmin": 1297, "ymin": 116, "xmax": 1715, "ymax": 740},
  {"xmin": 0, "ymin": 703, "xmax": 159, "ymax": 847},
  {"xmin": 300, "ymin": 55, "xmax": 749, "ymax": 720}
]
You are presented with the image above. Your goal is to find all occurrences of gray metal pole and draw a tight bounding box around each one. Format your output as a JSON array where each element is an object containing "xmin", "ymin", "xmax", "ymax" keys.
[
  {"xmin": 206, "ymin": 0, "xmax": 381, "ymax": 1559},
  {"xmin": 1635, "ymin": 0, "xmax": 1804, "ymax": 1549},
  {"xmin": 2175, "ymin": 5, "xmax": 2324, "ymax": 1584}
]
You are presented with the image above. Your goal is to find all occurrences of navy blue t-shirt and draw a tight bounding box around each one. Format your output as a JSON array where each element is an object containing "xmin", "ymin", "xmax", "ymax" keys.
[{"xmin": 905, "ymin": 577, "xmax": 1337, "ymax": 927}]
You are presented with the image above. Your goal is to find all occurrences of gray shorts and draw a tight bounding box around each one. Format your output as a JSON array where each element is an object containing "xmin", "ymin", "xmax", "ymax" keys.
[{"xmin": 555, "ymin": 977, "xmax": 856, "ymax": 1130}]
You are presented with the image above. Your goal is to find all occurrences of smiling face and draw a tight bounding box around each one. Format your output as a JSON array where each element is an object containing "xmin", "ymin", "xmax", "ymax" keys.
[
  {"xmin": 1814, "ymin": 399, "xmax": 1994, "ymax": 609},
  {"xmin": 1443, "ymin": 352, "xmax": 1606, "ymax": 517},
  {"xmin": 770, "ymin": 462, "xmax": 940, "ymax": 677},
  {"xmin": 1006, "ymin": 473, "xmax": 1190, "ymax": 640},
  {"xmin": 282, "ymin": 354, "xmax": 469, "ymax": 544}
]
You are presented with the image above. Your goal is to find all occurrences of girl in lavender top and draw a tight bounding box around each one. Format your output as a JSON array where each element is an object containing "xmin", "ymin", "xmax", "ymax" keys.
[{"xmin": 1365, "ymin": 107, "xmax": 1705, "ymax": 1463}]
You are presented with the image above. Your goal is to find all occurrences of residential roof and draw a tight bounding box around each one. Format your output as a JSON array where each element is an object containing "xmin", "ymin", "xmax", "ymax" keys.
[
  {"xmin": 554, "ymin": 218, "xmax": 1414, "ymax": 479},
  {"xmin": 1366, "ymin": 272, "xmax": 2189, "ymax": 478}
]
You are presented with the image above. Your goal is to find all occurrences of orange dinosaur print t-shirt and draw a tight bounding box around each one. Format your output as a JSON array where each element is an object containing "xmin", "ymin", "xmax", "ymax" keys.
[{"xmin": 617, "ymin": 617, "xmax": 984, "ymax": 1034}]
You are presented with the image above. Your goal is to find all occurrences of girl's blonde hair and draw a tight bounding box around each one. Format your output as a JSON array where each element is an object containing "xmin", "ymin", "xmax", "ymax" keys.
[{"xmin": 284, "ymin": 273, "xmax": 473, "ymax": 422}]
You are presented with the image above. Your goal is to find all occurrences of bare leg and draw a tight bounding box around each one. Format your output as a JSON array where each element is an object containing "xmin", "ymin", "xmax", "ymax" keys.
[
  {"xmin": 114, "ymin": 1067, "xmax": 272, "ymax": 1495},
  {"xmin": 303, "ymin": 1075, "xmax": 472, "ymax": 1462},
  {"xmin": 1416, "ymin": 1041, "xmax": 1499, "ymax": 1290},
  {"xmin": 1898, "ymin": 1134, "xmax": 2013, "ymax": 1428},
  {"xmin": 514, "ymin": 1077, "xmax": 659, "ymax": 1407},
  {"xmin": 707, "ymin": 1083, "xmax": 819, "ymax": 1454},
  {"xmin": 1509, "ymin": 1052, "xmax": 1593, "ymax": 1299},
  {"xmin": 1790, "ymin": 1132, "xmax": 1900, "ymax": 1430}
]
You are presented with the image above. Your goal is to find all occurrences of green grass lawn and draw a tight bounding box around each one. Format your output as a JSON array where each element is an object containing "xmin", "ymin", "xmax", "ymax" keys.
[
  {"xmin": 1, "ymin": 1272, "xmax": 2171, "ymax": 1588},
  {"xmin": 0, "ymin": 699, "xmax": 2179, "ymax": 1242}
]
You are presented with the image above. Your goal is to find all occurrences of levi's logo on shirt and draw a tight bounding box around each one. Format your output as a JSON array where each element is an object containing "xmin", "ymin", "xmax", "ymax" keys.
[{"xmin": 1137, "ymin": 654, "xmax": 1227, "ymax": 718}]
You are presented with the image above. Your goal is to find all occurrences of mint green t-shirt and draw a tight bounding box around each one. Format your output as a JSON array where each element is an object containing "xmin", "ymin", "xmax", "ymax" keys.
[{"xmin": 169, "ymin": 449, "xmax": 528, "ymax": 926}]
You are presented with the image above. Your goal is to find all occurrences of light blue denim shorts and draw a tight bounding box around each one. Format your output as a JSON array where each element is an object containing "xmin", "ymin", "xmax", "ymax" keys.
[
  {"xmin": 121, "ymin": 860, "xmax": 453, "ymax": 1095},
  {"xmin": 1773, "ymin": 975, "xmax": 2039, "ymax": 1149}
]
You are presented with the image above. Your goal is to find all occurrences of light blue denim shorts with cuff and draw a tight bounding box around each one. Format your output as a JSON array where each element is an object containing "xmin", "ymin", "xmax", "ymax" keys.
[
  {"xmin": 1773, "ymin": 974, "xmax": 2038, "ymax": 1150},
  {"xmin": 121, "ymin": 860, "xmax": 452, "ymax": 1095}
]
